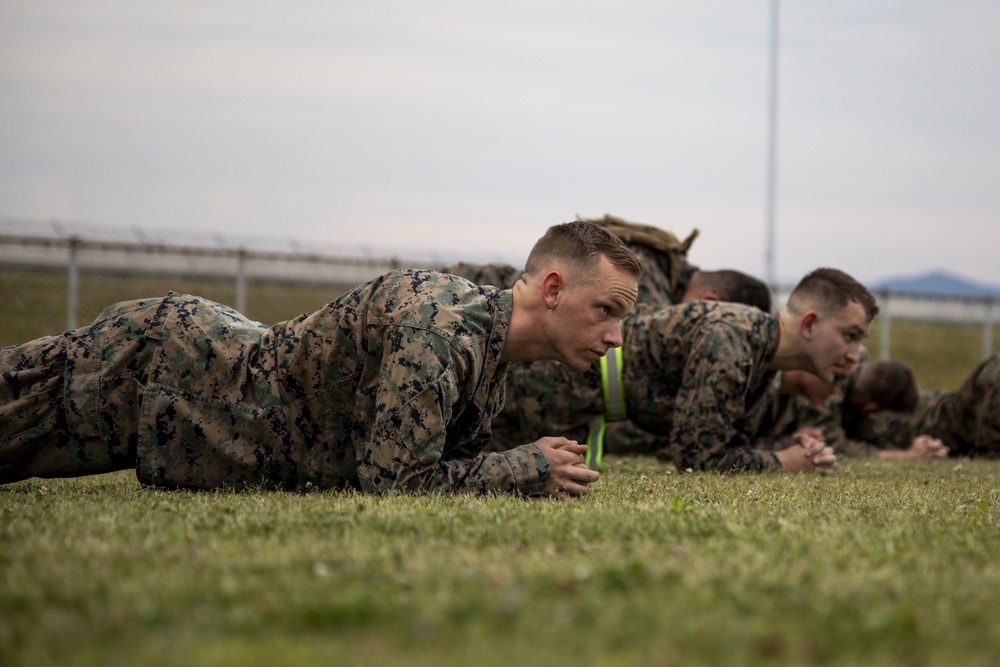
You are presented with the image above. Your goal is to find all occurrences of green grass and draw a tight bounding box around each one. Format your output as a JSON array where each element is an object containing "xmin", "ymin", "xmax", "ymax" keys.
[{"xmin": 3, "ymin": 458, "xmax": 1000, "ymax": 666}]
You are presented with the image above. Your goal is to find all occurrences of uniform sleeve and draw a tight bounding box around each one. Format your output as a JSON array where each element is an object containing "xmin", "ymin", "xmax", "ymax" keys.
[
  {"xmin": 746, "ymin": 381, "xmax": 795, "ymax": 452},
  {"xmin": 355, "ymin": 325, "xmax": 550, "ymax": 495},
  {"xmin": 852, "ymin": 409, "xmax": 918, "ymax": 453},
  {"xmin": 663, "ymin": 327, "xmax": 782, "ymax": 473},
  {"xmin": 795, "ymin": 397, "xmax": 881, "ymax": 458},
  {"xmin": 750, "ymin": 432, "xmax": 795, "ymax": 452}
]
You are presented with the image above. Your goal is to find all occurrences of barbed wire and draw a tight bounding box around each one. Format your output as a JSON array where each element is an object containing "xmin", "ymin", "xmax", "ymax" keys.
[{"xmin": 0, "ymin": 215, "xmax": 453, "ymax": 264}]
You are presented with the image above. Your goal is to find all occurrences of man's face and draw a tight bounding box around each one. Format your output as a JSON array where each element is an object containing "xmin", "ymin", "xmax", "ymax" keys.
[
  {"xmin": 547, "ymin": 255, "xmax": 638, "ymax": 372},
  {"xmin": 804, "ymin": 300, "xmax": 870, "ymax": 384}
]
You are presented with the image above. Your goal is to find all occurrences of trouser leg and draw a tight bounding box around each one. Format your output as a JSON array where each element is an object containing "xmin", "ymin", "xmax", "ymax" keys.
[
  {"xmin": 926, "ymin": 356, "xmax": 1000, "ymax": 458},
  {"xmin": 969, "ymin": 356, "xmax": 1000, "ymax": 457},
  {"xmin": 0, "ymin": 332, "xmax": 76, "ymax": 482},
  {"xmin": 0, "ymin": 298, "xmax": 163, "ymax": 483}
]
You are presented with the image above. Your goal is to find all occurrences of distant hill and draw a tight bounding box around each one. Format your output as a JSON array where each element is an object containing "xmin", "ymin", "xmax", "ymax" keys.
[{"xmin": 869, "ymin": 270, "xmax": 1000, "ymax": 298}]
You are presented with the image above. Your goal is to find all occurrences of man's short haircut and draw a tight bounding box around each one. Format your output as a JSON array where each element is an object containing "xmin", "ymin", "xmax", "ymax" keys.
[
  {"xmin": 696, "ymin": 270, "xmax": 772, "ymax": 312},
  {"xmin": 787, "ymin": 268, "xmax": 879, "ymax": 321},
  {"xmin": 524, "ymin": 221, "xmax": 644, "ymax": 281},
  {"xmin": 848, "ymin": 361, "xmax": 919, "ymax": 412}
]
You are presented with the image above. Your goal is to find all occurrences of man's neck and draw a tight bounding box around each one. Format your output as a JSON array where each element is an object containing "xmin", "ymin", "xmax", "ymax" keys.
[
  {"xmin": 500, "ymin": 280, "xmax": 551, "ymax": 363},
  {"xmin": 768, "ymin": 308, "xmax": 803, "ymax": 372}
]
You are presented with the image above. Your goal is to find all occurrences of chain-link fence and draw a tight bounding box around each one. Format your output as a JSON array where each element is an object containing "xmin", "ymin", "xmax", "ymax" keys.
[
  {"xmin": 0, "ymin": 217, "xmax": 435, "ymax": 345},
  {"xmin": 2, "ymin": 217, "xmax": 997, "ymax": 390}
]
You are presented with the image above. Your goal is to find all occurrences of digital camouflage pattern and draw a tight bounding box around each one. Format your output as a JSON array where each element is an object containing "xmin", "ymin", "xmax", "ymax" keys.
[
  {"xmin": 480, "ymin": 301, "xmax": 783, "ymax": 472},
  {"xmin": 794, "ymin": 388, "xmax": 879, "ymax": 457},
  {"xmin": 0, "ymin": 297, "xmax": 160, "ymax": 481},
  {"xmin": 749, "ymin": 350, "xmax": 877, "ymax": 456},
  {"xmin": 746, "ymin": 375, "xmax": 799, "ymax": 450},
  {"xmin": 440, "ymin": 262, "xmax": 522, "ymax": 291},
  {"xmin": 1, "ymin": 269, "xmax": 552, "ymax": 494},
  {"xmin": 752, "ymin": 389, "xmax": 880, "ymax": 456},
  {"xmin": 856, "ymin": 355, "xmax": 1000, "ymax": 457},
  {"xmin": 443, "ymin": 216, "xmax": 701, "ymax": 457}
]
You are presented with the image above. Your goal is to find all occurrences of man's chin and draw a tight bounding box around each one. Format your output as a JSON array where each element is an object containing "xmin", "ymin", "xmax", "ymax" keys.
[
  {"xmin": 557, "ymin": 350, "xmax": 601, "ymax": 373},
  {"xmin": 563, "ymin": 356, "xmax": 595, "ymax": 373},
  {"xmin": 810, "ymin": 368, "xmax": 833, "ymax": 384}
]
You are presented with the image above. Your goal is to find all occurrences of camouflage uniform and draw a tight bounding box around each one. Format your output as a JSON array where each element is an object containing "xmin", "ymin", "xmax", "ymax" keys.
[
  {"xmin": 802, "ymin": 383, "xmax": 881, "ymax": 457},
  {"xmin": 746, "ymin": 375, "xmax": 798, "ymax": 450},
  {"xmin": 439, "ymin": 262, "xmax": 522, "ymax": 292},
  {"xmin": 750, "ymin": 351, "xmax": 879, "ymax": 456},
  {"xmin": 0, "ymin": 269, "xmax": 551, "ymax": 494},
  {"xmin": 443, "ymin": 215, "xmax": 701, "ymax": 457},
  {"xmin": 858, "ymin": 355, "xmax": 1000, "ymax": 458},
  {"xmin": 482, "ymin": 301, "xmax": 782, "ymax": 473},
  {"xmin": 750, "ymin": 388, "xmax": 882, "ymax": 456}
]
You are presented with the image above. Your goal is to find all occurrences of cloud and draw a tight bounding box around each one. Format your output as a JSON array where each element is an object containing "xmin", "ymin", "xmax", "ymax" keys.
[{"xmin": 0, "ymin": 0, "xmax": 997, "ymax": 286}]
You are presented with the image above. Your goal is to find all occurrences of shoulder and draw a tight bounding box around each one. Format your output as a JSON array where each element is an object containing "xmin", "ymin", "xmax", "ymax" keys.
[
  {"xmin": 662, "ymin": 302, "xmax": 771, "ymax": 358},
  {"xmin": 363, "ymin": 269, "xmax": 507, "ymax": 338},
  {"xmin": 629, "ymin": 300, "xmax": 772, "ymax": 335},
  {"xmin": 440, "ymin": 262, "xmax": 521, "ymax": 290}
]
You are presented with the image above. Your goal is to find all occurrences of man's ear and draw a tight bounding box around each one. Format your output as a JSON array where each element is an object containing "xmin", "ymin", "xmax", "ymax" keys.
[
  {"xmin": 799, "ymin": 311, "xmax": 819, "ymax": 340},
  {"xmin": 540, "ymin": 271, "xmax": 563, "ymax": 310}
]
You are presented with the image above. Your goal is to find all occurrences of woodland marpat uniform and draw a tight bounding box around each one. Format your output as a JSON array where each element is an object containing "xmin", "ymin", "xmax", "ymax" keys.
[
  {"xmin": 746, "ymin": 376, "xmax": 799, "ymax": 450},
  {"xmin": 749, "ymin": 351, "xmax": 876, "ymax": 457},
  {"xmin": 443, "ymin": 215, "xmax": 700, "ymax": 457},
  {"xmin": 483, "ymin": 301, "xmax": 783, "ymax": 472},
  {"xmin": 0, "ymin": 270, "xmax": 551, "ymax": 494},
  {"xmin": 857, "ymin": 355, "xmax": 1000, "ymax": 457}
]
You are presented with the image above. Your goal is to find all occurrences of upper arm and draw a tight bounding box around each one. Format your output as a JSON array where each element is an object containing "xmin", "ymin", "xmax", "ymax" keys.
[
  {"xmin": 356, "ymin": 325, "xmax": 468, "ymax": 489},
  {"xmin": 668, "ymin": 327, "xmax": 756, "ymax": 469}
]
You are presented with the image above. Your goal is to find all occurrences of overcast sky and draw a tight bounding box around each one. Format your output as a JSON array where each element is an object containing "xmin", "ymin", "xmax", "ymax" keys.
[{"xmin": 1, "ymin": 1, "xmax": 998, "ymax": 287}]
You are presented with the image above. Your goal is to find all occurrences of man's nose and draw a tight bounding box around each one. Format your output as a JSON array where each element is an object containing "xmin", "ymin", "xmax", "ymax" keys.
[
  {"xmin": 604, "ymin": 321, "xmax": 624, "ymax": 348},
  {"xmin": 846, "ymin": 344, "xmax": 861, "ymax": 363}
]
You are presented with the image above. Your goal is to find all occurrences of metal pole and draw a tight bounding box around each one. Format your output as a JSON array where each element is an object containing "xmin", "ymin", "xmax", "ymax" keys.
[
  {"xmin": 879, "ymin": 290, "xmax": 890, "ymax": 361},
  {"xmin": 764, "ymin": 0, "xmax": 780, "ymax": 289},
  {"xmin": 67, "ymin": 236, "xmax": 79, "ymax": 330},
  {"xmin": 984, "ymin": 296, "xmax": 994, "ymax": 359},
  {"xmin": 236, "ymin": 248, "xmax": 247, "ymax": 314}
]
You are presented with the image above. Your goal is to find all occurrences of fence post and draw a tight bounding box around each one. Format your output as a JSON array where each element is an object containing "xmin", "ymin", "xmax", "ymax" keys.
[
  {"xmin": 878, "ymin": 290, "xmax": 890, "ymax": 360},
  {"xmin": 985, "ymin": 296, "xmax": 994, "ymax": 359},
  {"xmin": 236, "ymin": 248, "xmax": 247, "ymax": 314},
  {"xmin": 67, "ymin": 236, "xmax": 80, "ymax": 330}
]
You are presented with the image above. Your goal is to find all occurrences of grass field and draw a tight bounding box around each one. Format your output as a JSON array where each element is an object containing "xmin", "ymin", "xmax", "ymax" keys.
[
  {"xmin": 3, "ymin": 267, "xmax": 1000, "ymax": 665},
  {"xmin": 2, "ymin": 458, "xmax": 999, "ymax": 666},
  {"xmin": 0, "ymin": 268, "xmax": 356, "ymax": 347}
]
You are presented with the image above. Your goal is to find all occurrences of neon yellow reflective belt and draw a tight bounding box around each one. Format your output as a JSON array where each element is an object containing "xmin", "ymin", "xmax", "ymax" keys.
[{"xmin": 585, "ymin": 346, "xmax": 627, "ymax": 470}]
